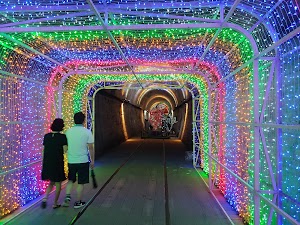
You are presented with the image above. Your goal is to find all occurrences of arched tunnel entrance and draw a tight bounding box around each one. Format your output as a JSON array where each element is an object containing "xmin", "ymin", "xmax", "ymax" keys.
[
  {"xmin": 92, "ymin": 85, "xmax": 192, "ymax": 157},
  {"xmin": 57, "ymin": 71, "xmax": 210, "ymax": 178},
  {"xmin": 78, "ymin": 78, "xmax": 196, "ymax": 157}
]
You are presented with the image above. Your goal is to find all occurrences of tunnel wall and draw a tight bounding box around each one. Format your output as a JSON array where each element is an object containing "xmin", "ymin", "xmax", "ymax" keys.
[
  {"xmin": 94, "ymin": 91, "xmax": 143, "ymax": 157},
  {"xmin": 173, "ymin": 100, "xmax": 193, "ymax": 151},
  {"xmin": 123, "ymin": 103, "xmax": 144, "ymax": 138}
]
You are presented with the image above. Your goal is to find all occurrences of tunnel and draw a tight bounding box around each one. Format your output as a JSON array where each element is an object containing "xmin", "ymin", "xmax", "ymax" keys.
[
  {"xmin": 92, "ymin": 82, "xmax": 193, "ymax": 156},
  {"xmin": 0, "ymin": 1, "xmax": 300, "ymax": 225}
]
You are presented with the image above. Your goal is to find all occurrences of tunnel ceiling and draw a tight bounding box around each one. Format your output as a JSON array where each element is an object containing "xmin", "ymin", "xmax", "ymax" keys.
[
  {"xmin": 0, "ymin": 0, "xmax": 299, "ymax": 107},
  {"xmin": 95, "ymin": 86, "xmax": 184, "ymax": 111},
  {"xmin": 139, "ymin": 89, "xmax": 178, "ymax": 111}
]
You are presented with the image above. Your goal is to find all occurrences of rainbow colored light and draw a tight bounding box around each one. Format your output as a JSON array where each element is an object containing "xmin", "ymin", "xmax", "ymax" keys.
[{"xmin": 0, "ymin": 5, "xmax": 299, "ymax": 224}]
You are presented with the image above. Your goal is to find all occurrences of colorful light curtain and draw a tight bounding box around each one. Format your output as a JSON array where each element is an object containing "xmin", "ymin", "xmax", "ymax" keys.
[{"xmin": 0, "ymin": 10, "xmax": 299, "ymax": 224}]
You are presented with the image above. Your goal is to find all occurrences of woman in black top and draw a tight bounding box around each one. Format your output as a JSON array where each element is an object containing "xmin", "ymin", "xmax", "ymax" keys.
[{"xmin": 41, "ymin": 118, "xmax": 68, "ymax": 209}]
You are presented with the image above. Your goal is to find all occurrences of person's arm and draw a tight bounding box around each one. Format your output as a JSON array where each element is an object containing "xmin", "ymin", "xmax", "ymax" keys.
[
  {"xmin": 63, "ymin": 134, "xmax": 68, "ymax": 154},
  {"xmin": 42, "ymin": 135, "xmax": 46, "ymax": 160},
  {"xmin": 63, "ymin": 145, "xmax": 68, "ymax": 154},
  {"xmin": 88, "ymin": 143, "xmax": 95, "ymax": 169}
]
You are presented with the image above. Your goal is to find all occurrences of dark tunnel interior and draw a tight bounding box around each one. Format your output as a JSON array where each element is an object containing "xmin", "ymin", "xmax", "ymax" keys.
[{"xmin": 94, "ymin": 88, "xmax": 193, "ymax": 158}]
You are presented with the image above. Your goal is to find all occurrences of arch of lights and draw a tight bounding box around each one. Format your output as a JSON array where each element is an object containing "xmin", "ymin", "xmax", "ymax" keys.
[{"xmin": 0, "ymin": 1, "xmax": 299, "ymax": 225}]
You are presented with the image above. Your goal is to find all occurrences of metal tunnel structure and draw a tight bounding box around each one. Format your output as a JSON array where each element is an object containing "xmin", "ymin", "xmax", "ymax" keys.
[{"xmin": 0, "ymin": 0, "xmax": 300, "ymax": 224}]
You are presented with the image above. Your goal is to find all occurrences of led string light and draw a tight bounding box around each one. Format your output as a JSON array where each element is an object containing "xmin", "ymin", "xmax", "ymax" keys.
[
  {"xmin": 1, "ymin": 30, "xmax": 251, "ymax": 222},
  {"xmin": 278, "ymin": 35, "xmax": 300, "ymax": 223},
  {"xmin": 47, "ymin": 55, "xmax": 251, "ymax": 221},
  {"xmin": 0, "ymin": 78, "xmax": 49, "ymax": 217},
  {"xmin": 0, "ymin": 28, "xmax": 252, "ymax": 89},
  {"xmin": 0, "ymin": 3, "xmax": 298, "ymax": 223},
  {"xmin": 65, "ymin": 73, "xmax": 210, "ymax": 174}
]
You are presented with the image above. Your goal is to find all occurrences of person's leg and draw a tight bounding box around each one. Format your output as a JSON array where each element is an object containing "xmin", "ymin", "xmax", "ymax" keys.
[
  {"xmin": 62, "ymin": 180, "xmax": 73, "ymax": 207},
  {"xmin": 45, "ymin": 181, "xmax": 55, "ymax": 199},
  {"xmin": 74, "ymin": 163, "xmax": 89, "ymax": 208},
  {"xmin": 65, "ymin": 180, "xmax": 73, "ymax": 195},
  {"xmin": 76, "ymin": 184, "xmax": 84, "ymax": 201},
  {"xmin": 53, "ymin": 182, "xmax": 62, "ymax": 206},
  {"xmin": 76, "ymin": 162, "xmax": 89, "ymax": 202},
  {"xmin": 41, "ymin": 181, "xmax": 54, "ymax": 208},
  {"xmin": 63, "ymin": 163, "xmax": 76, "ymax": 207}
]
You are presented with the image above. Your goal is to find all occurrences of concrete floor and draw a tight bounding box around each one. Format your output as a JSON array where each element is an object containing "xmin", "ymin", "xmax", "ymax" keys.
[{"xmin": 2, "ymin": 138, "xmax": 243, "ymax": 225}]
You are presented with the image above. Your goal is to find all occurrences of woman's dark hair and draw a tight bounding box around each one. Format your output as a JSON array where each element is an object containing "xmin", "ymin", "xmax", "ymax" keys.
[
  {"xmin": 74, "ymin": 112, "xmax": 85, "ymax": 124},
  {"xmin": 50, "ymin": 118, "xmax": 64, "ymax": 131}
]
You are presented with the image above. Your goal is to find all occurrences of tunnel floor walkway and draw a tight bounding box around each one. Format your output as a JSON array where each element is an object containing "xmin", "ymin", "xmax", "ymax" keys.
[{"xmin": 3, "ymin": 138, "xmax": 243, "ymax": 225}]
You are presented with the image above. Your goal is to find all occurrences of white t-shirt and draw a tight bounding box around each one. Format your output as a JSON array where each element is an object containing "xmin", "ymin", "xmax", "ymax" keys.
[{"xmin": 66, "ymin": 125, "xmax": 94, "ymax": 163}]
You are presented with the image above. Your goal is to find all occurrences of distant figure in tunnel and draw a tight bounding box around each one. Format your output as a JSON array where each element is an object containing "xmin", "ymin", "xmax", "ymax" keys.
[
  {"xmin": 62, "ymin": 112, "xmax": 95, "ymax": 209},
  {"xmin": 41, "ymin": 118, "xmax": 68, "ymax": 209}
]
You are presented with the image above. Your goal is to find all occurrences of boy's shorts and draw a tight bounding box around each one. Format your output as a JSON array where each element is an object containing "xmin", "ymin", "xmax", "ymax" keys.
[{"xmin": 68, "ymin": 162, "xmax": 89, "ymax": 184}]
